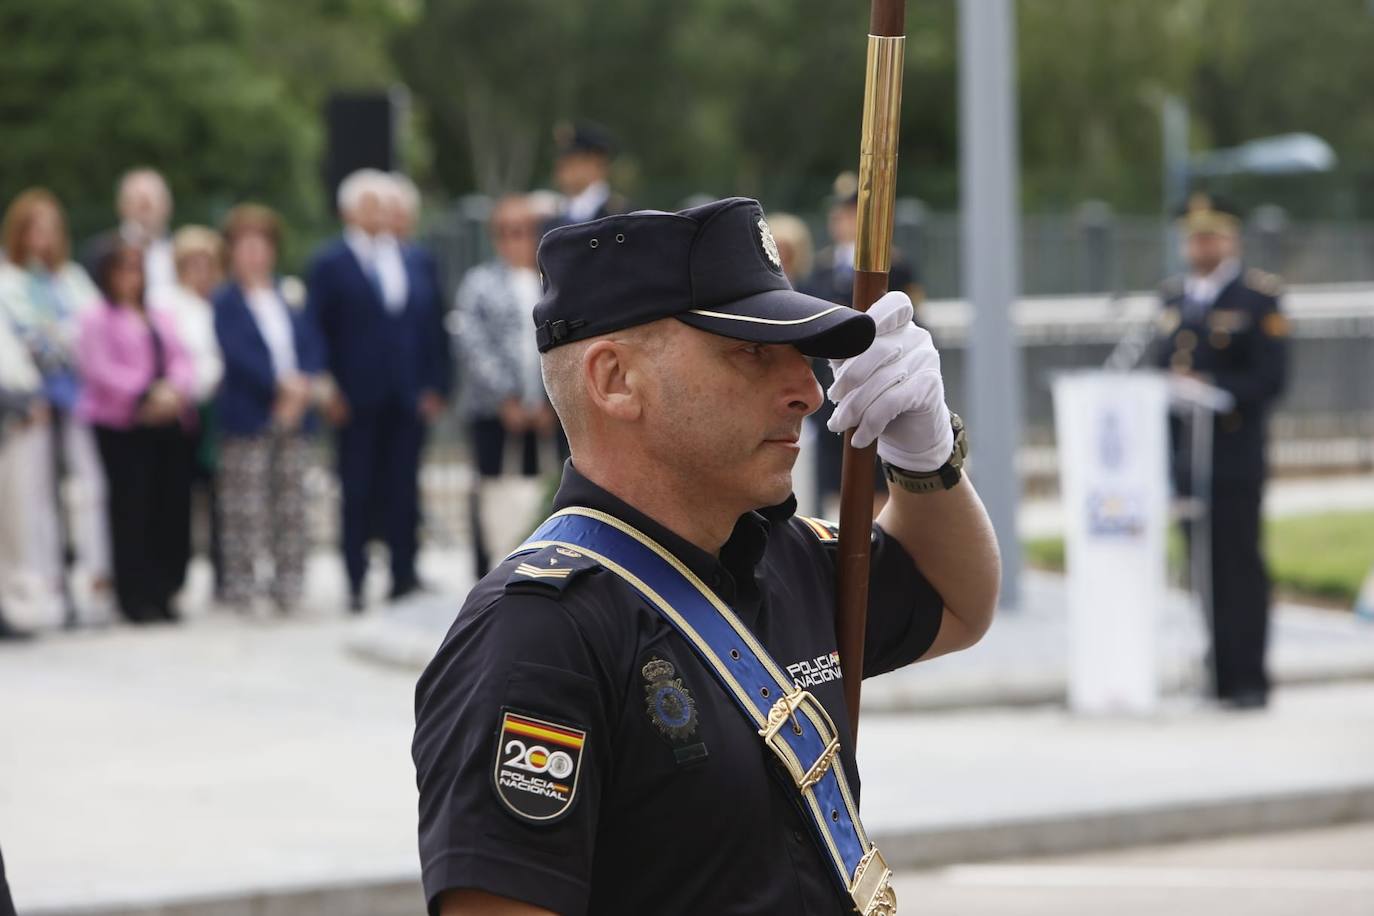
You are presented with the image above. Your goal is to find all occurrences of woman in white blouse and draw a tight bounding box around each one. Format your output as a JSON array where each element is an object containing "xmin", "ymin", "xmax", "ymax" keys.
[
  {"xmin": 151, "ymin": 226, "xmax": 226, "ymax": 600},
  {"xmin": 211, "ymin": 205, "xmax": 327, "ymax": 613}
]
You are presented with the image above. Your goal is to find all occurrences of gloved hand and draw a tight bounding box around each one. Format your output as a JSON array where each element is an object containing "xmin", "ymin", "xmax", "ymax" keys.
[{"xmin": 825, "ymin": 291, "xmax": 953, "ymax": 472}]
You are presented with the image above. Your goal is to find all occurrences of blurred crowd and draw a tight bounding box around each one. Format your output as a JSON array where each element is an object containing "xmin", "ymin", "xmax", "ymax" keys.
[
  {"xmin": 0, "ymin": 122, "xmax": 927, "ymax": 641},
  {"xmin": 0, "ymin": 165, "xmax": 448, "ymax": 637}
]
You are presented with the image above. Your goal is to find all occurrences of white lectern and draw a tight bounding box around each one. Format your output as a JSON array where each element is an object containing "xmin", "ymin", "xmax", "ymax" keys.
[
  {"xmin": 1053, "ymin": 371, "xmax": 1171, "ymax": 714},
  {"xmin": 1053, "ymin": 370, "xmax": 1236, "ymax": 714}
]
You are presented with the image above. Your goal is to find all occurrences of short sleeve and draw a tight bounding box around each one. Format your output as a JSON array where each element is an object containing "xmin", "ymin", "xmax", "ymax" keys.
[
  {"xmin": 863, "ymin": 523, "xmax": 944, "ymax": 676},
  {"xmin": 789, "ymin": 517, "xmax": 944, "ymax": 678},
  {"xmin": 412, "ymin": 590, "xmax": 614, "ymax": 915}
]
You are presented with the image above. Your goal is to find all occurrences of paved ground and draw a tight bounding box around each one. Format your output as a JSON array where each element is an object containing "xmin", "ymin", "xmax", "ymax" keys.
[
  {"xmin": 3, "ymin": 581, "xmax": 1373, "ymax": 913},
  {"xmin": 893, "ymin": 822, "xmax": 1374, "ymax": 916},
  {"xmin": 4, "ymin": 493, "xmax": 1374, "ymax": 914},
  {"xmin": 861, "ymin": 568, "xmax": 1374, "ymax": 712}
]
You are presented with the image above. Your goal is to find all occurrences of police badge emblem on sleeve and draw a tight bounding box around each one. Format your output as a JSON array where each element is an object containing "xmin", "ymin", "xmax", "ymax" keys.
[{"xmin": 493, "ymin": 710, "xmax": 586, "ymax": 822}]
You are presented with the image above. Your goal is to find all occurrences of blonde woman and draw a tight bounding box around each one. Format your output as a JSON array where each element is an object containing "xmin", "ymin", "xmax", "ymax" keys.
[
  {"xmin": 0, "ymin": 188, "xmax": 111, "ymax": 626},
  {"xmin": 152, "ymin": 226, "xmax": 226, "ymax": 596}
]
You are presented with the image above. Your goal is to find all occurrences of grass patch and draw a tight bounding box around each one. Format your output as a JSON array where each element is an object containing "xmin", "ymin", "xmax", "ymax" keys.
[
  {"xmin": 1265, "ymin": 511, "xmax": 1374, "ymax": 606},
  {"xmin": 1024, "ymin": 511, "xmax": 1374, "ymax": 608}
]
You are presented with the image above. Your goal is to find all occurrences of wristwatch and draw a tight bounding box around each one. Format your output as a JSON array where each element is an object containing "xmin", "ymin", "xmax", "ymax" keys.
[{"xmin": 881, "ymin": 413, "xmax": 967, "ymax": 494}]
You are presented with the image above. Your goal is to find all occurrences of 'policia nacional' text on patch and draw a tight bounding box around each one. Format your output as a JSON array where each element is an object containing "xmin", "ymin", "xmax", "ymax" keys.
[{"xmin": 492, "ymin": 710, "xmax": 586, "ymax": 823}]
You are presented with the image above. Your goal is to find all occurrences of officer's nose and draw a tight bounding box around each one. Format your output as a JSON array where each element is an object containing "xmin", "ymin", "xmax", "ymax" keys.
[{"xmin": 780, "ymin": 346, "xmax": 824, "ymax": 417}]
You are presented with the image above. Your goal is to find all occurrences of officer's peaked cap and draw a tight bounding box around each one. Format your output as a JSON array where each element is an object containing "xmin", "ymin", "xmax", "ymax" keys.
[{"xmin": 533, "ymin": 197, "xmax": 876, "ymax": 359}]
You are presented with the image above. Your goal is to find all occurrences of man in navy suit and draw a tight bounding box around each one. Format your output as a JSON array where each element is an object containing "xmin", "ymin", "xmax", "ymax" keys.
[
  {"xmin": 386, "ymin": 172, "xmax": 454, "ymax": 408},
  {"xmin": 307, "ymin": 170, "xmax": 450, "ymax": 611}
]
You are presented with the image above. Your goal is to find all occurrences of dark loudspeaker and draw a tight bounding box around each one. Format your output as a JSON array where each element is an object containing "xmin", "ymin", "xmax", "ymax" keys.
[{"xmin": 325, "ymin": 93, "xmax": 397, "ymax": 211}]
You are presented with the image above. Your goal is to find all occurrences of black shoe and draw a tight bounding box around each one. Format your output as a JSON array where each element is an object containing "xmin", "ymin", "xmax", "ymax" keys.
[
  {"xmin": 348, "ymin": 593, "xmax": 366, "ymax": 614},
  {"xmin": 0, "ymin": 615, "xmax": 34, "ymax": 642},
  {"xmin": 388, "ymin": 578, "xmax": 428, "ymax": 603},
  {"xmin": 1220, "ymin": 690, "xmax": 1268, "ymax": 710}
]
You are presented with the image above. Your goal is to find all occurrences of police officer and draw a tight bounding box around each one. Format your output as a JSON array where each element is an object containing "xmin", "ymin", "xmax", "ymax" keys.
[
  {"xmin": 1152, "ymin": 193, "xmax": 1289, "ymax": 709},
  {"xmin": 413, "ymin": 197, "xmax": 999, "ymax": 915},
  {"xmin": 543, "ymin": 121, "xmax": 629, "ymax": 235}
]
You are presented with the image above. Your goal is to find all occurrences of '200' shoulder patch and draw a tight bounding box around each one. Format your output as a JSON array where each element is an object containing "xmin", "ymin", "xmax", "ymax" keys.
[{"xmin": 493, "ymin": 710, "xmax": 586, "ymax": 823}]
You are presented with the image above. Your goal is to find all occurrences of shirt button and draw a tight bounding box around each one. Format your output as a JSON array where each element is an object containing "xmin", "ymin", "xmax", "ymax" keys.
[{"xmin": 792, "ymin": 829, "xmax": 806, "ymax": 844}]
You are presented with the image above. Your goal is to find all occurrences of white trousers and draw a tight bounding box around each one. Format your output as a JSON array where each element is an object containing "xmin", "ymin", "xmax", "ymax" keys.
[{"xmin": 0, "ymin": 414, "xmax": 111, "ymax": 627}]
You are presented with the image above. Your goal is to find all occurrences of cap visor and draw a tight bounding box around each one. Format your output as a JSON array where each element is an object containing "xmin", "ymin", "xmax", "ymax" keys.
[{"xmin": 677, "ymin": 288, "xmax": 875, "ymax": 358}]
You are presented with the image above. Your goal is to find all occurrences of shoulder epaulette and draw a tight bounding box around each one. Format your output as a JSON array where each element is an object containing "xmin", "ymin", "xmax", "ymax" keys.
[
  {"xmin": 1243, "ymin": 268, "xmax": 1284, "ymax": 297},
  {"xmin": 504, "ymin": 544, "xmax": 602, "ymax": 594},
  {"xmin": 795, "ymin": 516, "xmax": 840, "ymax": 542}
]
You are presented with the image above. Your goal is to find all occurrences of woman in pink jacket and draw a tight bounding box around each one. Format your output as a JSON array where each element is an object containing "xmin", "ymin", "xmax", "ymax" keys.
[{"xmin": 77, "ymin": 240, "xmax": 195, "ymax": 623}]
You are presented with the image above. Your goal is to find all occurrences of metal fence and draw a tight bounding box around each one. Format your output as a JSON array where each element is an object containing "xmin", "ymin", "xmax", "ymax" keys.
[
  {"xmin": 388, "ymin": 201, "xmax": 1374, "ymax": 542},
  {"xmin": 920, "ymin": 285, "xmax": 1374, "ymax": 482},
  {"xmin": 424, "ymin": 195, "xmax": 1374, "ymax": 303}
]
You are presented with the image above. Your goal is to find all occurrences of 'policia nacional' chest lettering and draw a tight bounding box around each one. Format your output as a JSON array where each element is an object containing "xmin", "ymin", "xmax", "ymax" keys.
[
  {"xmin": 492, "ymin": 710, "xmax": 587, "ymax": 823},
  {"xmin": 787, "ymin": 651, "xmax": 845, "ymax": 689}
]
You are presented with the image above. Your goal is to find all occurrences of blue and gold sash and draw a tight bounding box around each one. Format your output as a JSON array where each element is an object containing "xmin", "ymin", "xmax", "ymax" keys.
[{"xmin": 514, "ymin": 507, "xmax": 897, "ymax": 916}]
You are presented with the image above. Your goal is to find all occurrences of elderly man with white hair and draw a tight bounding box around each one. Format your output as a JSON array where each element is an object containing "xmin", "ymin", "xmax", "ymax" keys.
[
  {"xmin": 83, "ymin": 168, "xmax": 177, "ymax": 301},
  {"xmin": 306, "ymin": 169, "xmax": 451, "ymax": 612}
]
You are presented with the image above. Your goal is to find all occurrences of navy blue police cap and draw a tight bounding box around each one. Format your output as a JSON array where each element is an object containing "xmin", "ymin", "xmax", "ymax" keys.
[
  {"xmin": 533, "ymin": 197, "xmax": 876, "ymax": 359},
  {"xmin": 554, "ymin": 120, "xmax": 616, "ymax": 159}
]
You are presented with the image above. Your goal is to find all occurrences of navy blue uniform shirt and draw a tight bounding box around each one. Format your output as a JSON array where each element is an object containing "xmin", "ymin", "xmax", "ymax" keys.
[
  {"xmin": 413, "ymin": 462, "xmax": 944, "ymax": 915},
  {"xmin": 1151, "ymin": 268, "xmax": 1289, "ymax": 484}
]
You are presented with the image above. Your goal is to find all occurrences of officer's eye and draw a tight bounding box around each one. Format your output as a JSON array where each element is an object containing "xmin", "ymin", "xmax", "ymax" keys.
[{"xmin": 739, "ymin": 343, "xmax": 765, "ymax": 357}]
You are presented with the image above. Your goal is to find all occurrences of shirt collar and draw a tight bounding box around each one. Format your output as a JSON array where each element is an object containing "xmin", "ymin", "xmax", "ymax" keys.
[
  {"xmin": 344, "ymin": 226, "xmax": 374, "ymax": 261},
  {"xmin": 833, "ymin": 243, "xmax": 855, "ymax": 270},
  {"xmin": 1185, "ymin": 257, "xmax": 1240, "ymax": 305},
  {"xmin": 119, "ymin": 221, "xmax": 166, "ymax": 246},
  {"xmin": 549, "ymin": 460, "xmax": 796, "ymax": 596},
  {"xmin": 566, "ymin": 181, "xmax": 611, "ymax": 223}
]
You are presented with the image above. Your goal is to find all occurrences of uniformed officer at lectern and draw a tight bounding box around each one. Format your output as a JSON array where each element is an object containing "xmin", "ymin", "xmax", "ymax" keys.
[
  {"xmin": 413, "ymin": 197, "xmax": 1000, "ymax": 915},
  {"xmin": 1153, "ymin": 193, "xmax": 1289, "ymax": 710}
]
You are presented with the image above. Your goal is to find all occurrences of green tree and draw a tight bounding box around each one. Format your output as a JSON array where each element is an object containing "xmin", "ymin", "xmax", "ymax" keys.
[
  {"xmin": 1017, "ymin": 0, "xmax": 1196, "ymax": 211},
  {"xmin": 1186, "ymin": 0, "xmax": 1374, "ymax": 216},
  {"xmin": 396, "ymin": 0, "xmax": 961, "ymax": 209},
  {"xmin": 0, "ymin": 0, "xmax": 320, "ymax": 243},
  {"xmin": 394, "ymin": 0, "xmax": 693, "ymax": 199}
]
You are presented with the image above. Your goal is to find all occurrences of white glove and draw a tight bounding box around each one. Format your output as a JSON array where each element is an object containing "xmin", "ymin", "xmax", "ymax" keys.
[{"xmin": 825, "ymin": 291, "xmax": 953, "ymax": 472}]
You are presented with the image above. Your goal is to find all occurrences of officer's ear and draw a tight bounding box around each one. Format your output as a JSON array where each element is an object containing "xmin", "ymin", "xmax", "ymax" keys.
[{"xmin": 583, "ymin": 339, "xmax": 643, "ymax": 423}]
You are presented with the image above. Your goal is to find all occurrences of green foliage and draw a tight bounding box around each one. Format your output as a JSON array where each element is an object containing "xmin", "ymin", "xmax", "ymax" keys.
[
  {"xmin": 1018, "ymin": 0, "xmax": 1196, "ymax": 210},
  {"xmin": 0, "ymin": 0, "xmax": 323, "ymax": 244},
  {"xmin": 1265, "ymin": 511, "xmax": 1374, "ymax": 606},
  {"xmin": 1023, "ymin": 535, "xmax": 1067, "ymax": 571},
  {"xmin": 1025, "ymin": 511, "xmax": 1374, "ymax": 608},
  {"xmin": 6, "ymin": 0, "xmax": 1374, "ymax": 239},
  {"xmin": 399, "ymin": 0, "xmax": 1374, "ymax": 216}
]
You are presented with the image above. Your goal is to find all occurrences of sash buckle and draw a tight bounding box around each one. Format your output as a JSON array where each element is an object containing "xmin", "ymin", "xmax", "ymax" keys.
[
  {"xmin": 758, "ymin": 687, "xmax": 842, "ymax": 790},
  {"xmin": 851, "ymin": 846, "xmax": 898, "ymax": 916}
]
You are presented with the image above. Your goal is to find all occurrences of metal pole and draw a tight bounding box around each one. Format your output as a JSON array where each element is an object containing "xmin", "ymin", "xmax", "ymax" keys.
[
  {"xmin": 1162, "ymin": 94, "xmax": 1190, "ymax": 278},
  {"xmin": 959, "ymin": 0, "xmax": 1022, "ymax": 608},
  {"xmin": 836, "ymin": 0, "xmax": 908, "ymax": 742}
]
